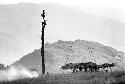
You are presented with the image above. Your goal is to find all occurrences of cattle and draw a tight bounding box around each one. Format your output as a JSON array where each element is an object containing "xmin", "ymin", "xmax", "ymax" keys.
[
  {"xmin": 61, "ymin": 62, "xmax": 116, "ymax": 73},
  {"xmin": 102, "ymin": 63, "xmax": 116, "ymax": 69},
  {"xmin": 61, "ymin": 63, "xmax": 80, "ymax": 73},
  {"xmin": 97, "ymin": 64, "xmax": 103, "ymax": 71},
  {"xmin": 61, "ymin": 63, "xmax": 73, "ymax": 70},
  {"xmin": 84, "ymin": 62, "xmax": 98, "ymax": 72},
  {"xmin": 102, "ymin": 63, "xmax": 109, "ymax": 69},
  {"xmin": 100, "ymin": 63, "xmax": 116, "ymax": 72},
  {"xmin": 62, "ymin": 62, "xmax": 98, "ymax": 72},
  {"xmin": 108, "ymin": 63, "xmax": 116, "ymax": 68},
  {"xmin": 76, "ymin": 62, "xmax": 88, "ymax": 72}
]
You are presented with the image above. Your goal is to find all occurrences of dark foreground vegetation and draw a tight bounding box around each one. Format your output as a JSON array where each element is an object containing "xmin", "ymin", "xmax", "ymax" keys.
[{"xmin": 1, "ymin": 71, "xmax": 125, "ymax": 84}]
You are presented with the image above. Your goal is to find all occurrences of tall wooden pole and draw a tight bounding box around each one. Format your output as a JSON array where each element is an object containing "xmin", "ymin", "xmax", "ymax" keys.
[{"xmin": 41, "ymin": 10, "xmax": 46, "ymax": 74}]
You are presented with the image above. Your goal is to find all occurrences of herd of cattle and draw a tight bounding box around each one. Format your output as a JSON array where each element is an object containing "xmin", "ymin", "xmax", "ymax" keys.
[{"xmin": 61, "ymin": 62, "xmax": 116, "ymax": 73}]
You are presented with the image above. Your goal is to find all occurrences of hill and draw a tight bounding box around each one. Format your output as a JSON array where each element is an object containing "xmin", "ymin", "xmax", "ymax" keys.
[{"xmin": 13, "ymin": 40, "xmax": 125, "ymax": 74}]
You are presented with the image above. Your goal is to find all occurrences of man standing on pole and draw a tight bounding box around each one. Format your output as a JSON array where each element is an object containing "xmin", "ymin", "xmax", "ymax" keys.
[{"xmin": 41, "ymin": 10, "xmax": 46, "ymax": 74}]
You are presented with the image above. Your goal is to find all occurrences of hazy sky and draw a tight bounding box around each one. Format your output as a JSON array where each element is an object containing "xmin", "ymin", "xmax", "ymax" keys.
[
  {"xmin": 0, "ymin": 0, "xmax": 125, "ymax": 10},
  {"xmin": 1, "ymin": 0, "xmax": 125, "ymax": 23}
]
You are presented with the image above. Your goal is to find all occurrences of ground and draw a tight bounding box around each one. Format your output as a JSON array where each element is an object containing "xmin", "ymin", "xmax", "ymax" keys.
[{"xmin": 0, "ymin": 71, "xmax": 125, "ymax": 84}]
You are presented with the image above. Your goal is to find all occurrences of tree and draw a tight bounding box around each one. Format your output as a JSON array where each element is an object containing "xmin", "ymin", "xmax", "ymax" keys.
[{"xmin": 41, "ymin": 10, "xmax": 47, "ymax": 74}]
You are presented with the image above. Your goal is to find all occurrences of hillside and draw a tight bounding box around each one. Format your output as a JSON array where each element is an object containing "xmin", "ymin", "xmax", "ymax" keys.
[{"xmin": 13, "ymin": 40, "xmax": 125, "ymax": 74}]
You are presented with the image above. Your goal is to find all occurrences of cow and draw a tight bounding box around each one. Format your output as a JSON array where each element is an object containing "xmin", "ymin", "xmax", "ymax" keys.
[
  {"xmin": 76, "ymin": 62, "xmax": 87, "ymax": 72},
  {"xmin": 97, "ymin": 64, "xmax": 103, "ymax": 71},
  {"xmin": 76, "ymin": 62, "xmax": 98, "ymax": 72},
  {"xmin": 62, "ymin": 62, "xmax": 88, "ymax": 73},
  {"xmin": 101, "ymin": 63, "xmax": 116, "ymax": 72},
  {"xmin": 61, "ymin": 63, "xmax": 74, "ymax": 70},
  {"xmin": 109, "ymin": 63, "xmax": 116, "ymax": 68},
  {"xmin": 102, "ymin": 63, "xmax": 109, "ymax": 69},
  {"xmin": 107, "ymin": 63, "xmax": 116, "ymax": 71},
  {"xmin": 61, "ymin": 63, "xmax": 79, "ymax": 73},
  {"xmin": 62, "ymin": 62, "xmax": 100, "ymax": 73},
  {"xmin": 83, "ymin": 62, "xmax": 98, "ymax": 72}
]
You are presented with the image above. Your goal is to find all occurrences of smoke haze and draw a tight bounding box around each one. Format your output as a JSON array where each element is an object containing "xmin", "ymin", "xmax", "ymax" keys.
[{"xmin": 0, "ymin": 65, "xmax": 38, "ymax": 81}]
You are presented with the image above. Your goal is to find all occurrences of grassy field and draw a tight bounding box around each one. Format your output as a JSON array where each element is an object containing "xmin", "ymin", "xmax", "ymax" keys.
[{"xmin": 1, "ymin": 71, "xmax": 125, "ymax": 84}]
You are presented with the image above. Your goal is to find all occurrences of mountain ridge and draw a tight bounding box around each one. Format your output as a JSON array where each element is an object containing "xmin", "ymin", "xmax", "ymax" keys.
[{"xmin": 13, "ymin": 40, "xmax": 125, "ymax": 74}]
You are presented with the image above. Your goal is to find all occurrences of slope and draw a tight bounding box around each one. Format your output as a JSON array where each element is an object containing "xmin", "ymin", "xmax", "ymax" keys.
[{"xmin": 13, "ymin": 40, "xmax": 125, "ymax": 74}]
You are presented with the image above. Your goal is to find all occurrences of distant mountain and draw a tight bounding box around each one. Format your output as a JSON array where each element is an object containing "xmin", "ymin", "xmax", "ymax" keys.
[
  {"xmin": 1, "ymin": 3, "xmax": 125, "ymax": 64},
  {"xmin": 13, "ymin": 40, "xmax": 125, "ymax": 74}
]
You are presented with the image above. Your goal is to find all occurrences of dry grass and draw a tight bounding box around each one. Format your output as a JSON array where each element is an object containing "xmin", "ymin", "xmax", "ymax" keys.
[{"xmin": 1, "ymin": 71, "xmax": 125, "ymax": 84}]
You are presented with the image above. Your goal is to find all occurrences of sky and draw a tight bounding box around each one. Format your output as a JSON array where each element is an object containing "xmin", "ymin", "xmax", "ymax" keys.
[
  {"xmin": 0, "ymin": 0, "xmax": 125, "ymax": 10},
  {"xmin": 0, "ymin": 0, "xmax": 125, "ymax": 65},
  {"xmin": 1, "ymin": 0, "xmax": 125, "ymax": 23}
]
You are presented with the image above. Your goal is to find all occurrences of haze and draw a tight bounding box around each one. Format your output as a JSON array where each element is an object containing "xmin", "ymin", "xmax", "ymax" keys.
[{"xmin": 1, "ymin": 0, "xmax": 125, "ymax": 11}]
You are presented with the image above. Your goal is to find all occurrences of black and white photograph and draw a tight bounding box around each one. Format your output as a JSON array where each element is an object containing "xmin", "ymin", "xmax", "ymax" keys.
[{"xmin": 0, "ymin": 0, "xmax": 125, "ymax": 84}]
